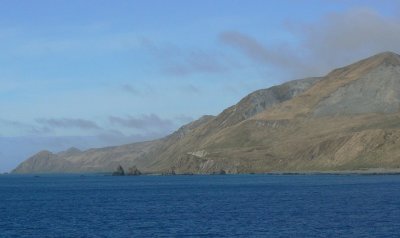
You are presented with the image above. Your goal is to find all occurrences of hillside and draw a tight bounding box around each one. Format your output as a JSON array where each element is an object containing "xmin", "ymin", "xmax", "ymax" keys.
[{"xmin": 13, "ymin": 52, "xmax": 400, "ymax": 174}]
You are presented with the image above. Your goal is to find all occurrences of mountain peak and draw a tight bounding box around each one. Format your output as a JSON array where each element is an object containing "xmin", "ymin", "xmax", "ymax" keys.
[
  {"xmin": 376, "ymin": 51, "xmax": 399, "ymax": 57},
  {"xmin": 325, "ymin": 51, "xmax": 400, "ymax": 80},
  {"xmin": 366, "ymin": 51, "xmax": 400, "ymax": 66},
  {"xmin": 311, "ymin": 51, "xmax": 400, "ymax": 117},
  {"xmin": 35, "ymin": 150, "xmax": 53, "ymax": 157}
]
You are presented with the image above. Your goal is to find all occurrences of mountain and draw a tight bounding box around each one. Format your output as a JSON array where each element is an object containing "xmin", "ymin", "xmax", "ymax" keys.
[{"xmin": 13, "ymin": 52, "xmax": 400, "ymax": 174}]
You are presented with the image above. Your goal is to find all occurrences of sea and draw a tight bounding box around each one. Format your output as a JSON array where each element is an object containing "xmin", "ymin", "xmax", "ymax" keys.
[{"xmin": 1, "ymin": 174, "xmax": 400, "ymax": 237}]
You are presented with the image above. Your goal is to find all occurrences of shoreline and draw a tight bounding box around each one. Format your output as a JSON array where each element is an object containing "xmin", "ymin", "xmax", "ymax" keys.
[{"xmin": 5, "ymin": 168, "xmax": 400, "ymax": 176}]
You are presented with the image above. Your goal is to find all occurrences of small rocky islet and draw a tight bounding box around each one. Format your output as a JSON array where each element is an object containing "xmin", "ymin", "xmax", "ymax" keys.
[{"xmin": 112, "ymin": 165, "xmax": 142, "ymax": 176}]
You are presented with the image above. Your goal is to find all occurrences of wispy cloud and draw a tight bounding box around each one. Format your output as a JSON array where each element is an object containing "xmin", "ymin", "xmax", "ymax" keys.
[
  {"xmin": 162, "ymin": 51, "xmax": 228, "ymax": 77},
  {"xmin": 109, "ymin": 114, "xmax": 175, "ymax": 132},
  {"xmin": 9, "ymin": 29, "xmax": 140, "ymax": 56},
  {"xmin": 179, "ymin": 84, "xmax": 201, "ymax": 95},
  {"xmin": 0, "ymin": 119, "xmax": 30, "ymax": 128},
  {"xmin": 35, "ymin": 118, "xmax": 101, "ymax": 130},
  {"xmin": 219, "ymin": 31, "xmax": 308, "ymax": 77},
  {"xmin": 219, "ymin": 31, "xmax": 273, "ymax": 64},
  {"xmin": 121, "ymin": 84, "xmax": 141, "ymax": 95},
  {"xmin": 141, "ymin": 38, "xmax": 231, "ymax": 77},
  {"xmin": 120, "ymin": 83, "xmax": 155, "ymax": 96},
  {"xmin": 0, "ymin": 118, "xmax": 50, "ymax": 135}
]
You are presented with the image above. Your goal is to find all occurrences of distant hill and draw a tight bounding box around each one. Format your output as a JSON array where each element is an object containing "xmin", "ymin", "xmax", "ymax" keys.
[{"xmin": 13, "ymin": 52, "xmax": 400, "ymax": 174}]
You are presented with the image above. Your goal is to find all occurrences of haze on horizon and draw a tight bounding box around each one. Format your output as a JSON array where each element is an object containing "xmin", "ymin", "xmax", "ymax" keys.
[{"xmin": 1, "ymin": 0, "xmax": 400, "ymax": 172}]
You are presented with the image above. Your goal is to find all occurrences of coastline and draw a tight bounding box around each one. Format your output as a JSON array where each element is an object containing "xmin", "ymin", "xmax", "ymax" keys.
[{"xmin": 6, "ymin": 168, "xmax": 400, "ymax": 176}]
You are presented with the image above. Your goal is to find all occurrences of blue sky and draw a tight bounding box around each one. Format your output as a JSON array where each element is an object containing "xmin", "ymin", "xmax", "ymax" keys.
[{"xmin": 1, "ymin": 0, "xmax": 400, "ymax": 172}]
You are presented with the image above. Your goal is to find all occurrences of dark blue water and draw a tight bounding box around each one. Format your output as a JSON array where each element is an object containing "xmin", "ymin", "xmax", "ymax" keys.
[{"xmin": 1, "ymin": 174, "xmax": 400, "ymax": 237}]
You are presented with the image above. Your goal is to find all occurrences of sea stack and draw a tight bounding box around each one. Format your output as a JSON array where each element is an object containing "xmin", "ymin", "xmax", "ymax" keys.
[{"xmin": 112, "ymin": 165, "xmax": 125, "ymax": 176}]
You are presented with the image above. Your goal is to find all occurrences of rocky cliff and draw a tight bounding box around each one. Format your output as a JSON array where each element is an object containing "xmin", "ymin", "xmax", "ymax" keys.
[{"xmin": 13, "ymin": 52, "xmax": 400, "ymax": 174}]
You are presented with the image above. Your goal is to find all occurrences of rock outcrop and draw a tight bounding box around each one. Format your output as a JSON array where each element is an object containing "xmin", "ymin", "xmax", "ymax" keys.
[
  {"xmin": 112, "ymin": 165, "xmax": 125, "ymax": 176},
  {"xmin": 126, "ymin": 166, "xmax": 142, "ymax": 176}
]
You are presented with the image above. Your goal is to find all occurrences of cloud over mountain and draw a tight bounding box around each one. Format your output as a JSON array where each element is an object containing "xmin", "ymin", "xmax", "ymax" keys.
[{"xmin": 220, "ymin": 8, "xmax": 400, "ymax": 79}]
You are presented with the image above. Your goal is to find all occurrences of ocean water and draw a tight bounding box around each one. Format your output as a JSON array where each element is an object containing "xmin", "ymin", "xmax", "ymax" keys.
[{"xmin": 1, "ymin": 174, "xmax": 400, "ymax": 237}]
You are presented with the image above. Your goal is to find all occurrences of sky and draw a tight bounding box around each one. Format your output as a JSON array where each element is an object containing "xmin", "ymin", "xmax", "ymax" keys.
[{"xmin": 1, "ymin": 0, "xmax": 400, "ymax": 172}]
